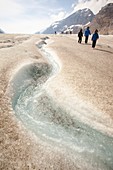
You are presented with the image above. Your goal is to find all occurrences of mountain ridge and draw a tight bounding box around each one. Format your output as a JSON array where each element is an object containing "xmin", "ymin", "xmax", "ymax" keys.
[
  {"xmin": 0, "ymin": 28, "xmax": 4, "ymax": 34},
  {"xmin": 89, "ymin": 3, "xmax": 113, "ymax": 35},
  {"xmin": 38, "ymin": 3, "xmax": 113, "ymax": 35},
  {"xmin": 39, "ymin": 8, "xmax": 95, "ymax": 34}
]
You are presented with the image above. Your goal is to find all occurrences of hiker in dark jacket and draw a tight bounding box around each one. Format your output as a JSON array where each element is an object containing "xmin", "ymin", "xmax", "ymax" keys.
[
  {"xmin": 78, "ymin": 29, "xmax": 83, "ymax": 43},
  {"xmin": 84, "ymin": 26, "xmax": 91, "ymax": 44},
  {"xmin": 92, "ymin": 29, "xmax": 99, "ymax": 48}
]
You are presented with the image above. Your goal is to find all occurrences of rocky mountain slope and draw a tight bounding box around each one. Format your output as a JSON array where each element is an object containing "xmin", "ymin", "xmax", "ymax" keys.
[
  {"xmin": 90, "ymin": 3, "xmax": 113, "ymax": 35},
  {"xmin": 39, "ymin": 3, "xmax": 113, "ymax": 35},
  {"xmin": 41, "ymin": 8, "xmax": 95, "ymax": 34}
]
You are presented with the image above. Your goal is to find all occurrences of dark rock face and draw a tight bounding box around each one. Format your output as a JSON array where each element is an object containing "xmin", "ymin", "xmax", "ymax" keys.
[
  {"xmin": 37, "ymin": 3, "xmax": 113, "ymax": 35},
  {"xmin": 41, "ymin": 8, "xmax": 95, "ymax": 34},
  {"xmin": 90, "ymin": 3, "xmax": 113, "ymax": 35}
]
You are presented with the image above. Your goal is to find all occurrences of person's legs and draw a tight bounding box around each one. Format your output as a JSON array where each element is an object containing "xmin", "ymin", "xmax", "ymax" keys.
[
  {"xmin": 78, "ymin": 37, "xmax": 81, "ymax": 43},
  {"xmin": 85, "ymin": 36, "xmax": 88, "ymax": 43},
  {"xmin": 92, "ymin": 40, "xmax": 96, "ymax": 48},
  {"xmin": 79, "ymin": 37, "xmax": 82, "ymax": 43}
]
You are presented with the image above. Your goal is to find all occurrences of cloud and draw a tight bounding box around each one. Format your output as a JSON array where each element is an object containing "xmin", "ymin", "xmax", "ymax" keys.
[
  {"xmin": 0, "ymin": 0, "xmax": 60, "ymax": 33},
  {"xmin": 1, "ymin": 15, "xmax": 52, "ymax": 34},
  {"xmin": 50, "ymin": 11, "xmax": 68, "ymax": 21},
  {"xmin": 0, "ymin": 0, "xmax": 24, "ymax": 18},
  {"xmin": 73, "ymin": 0, "xmax": 113, "ymax": 14}
]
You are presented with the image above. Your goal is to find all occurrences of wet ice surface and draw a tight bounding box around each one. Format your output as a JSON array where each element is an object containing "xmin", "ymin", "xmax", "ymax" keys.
[{"xmin": 11, "ymin": 38, "xmax": 113, "ymax": 170}]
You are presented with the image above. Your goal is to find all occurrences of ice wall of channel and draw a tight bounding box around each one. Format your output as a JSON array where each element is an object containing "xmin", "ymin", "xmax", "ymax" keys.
[
  {"xmin": 10, "ymin": 37, "xmax": 113, "ymax": 170},
  {"xmin": 11, "ymin": 62, "xmax": 52, "ymax": 109}
]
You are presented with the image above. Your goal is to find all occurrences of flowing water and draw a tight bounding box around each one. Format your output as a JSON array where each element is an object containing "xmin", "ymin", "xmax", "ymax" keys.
[{"xmin": 10, "ymin": 37, "xmax": 113, "ymax": 170}]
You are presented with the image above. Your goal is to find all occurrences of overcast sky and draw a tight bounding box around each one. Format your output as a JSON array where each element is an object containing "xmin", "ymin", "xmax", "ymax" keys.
[{"xmin": 0, "ymin": 0, "xmax": 112, "ymax": 34}]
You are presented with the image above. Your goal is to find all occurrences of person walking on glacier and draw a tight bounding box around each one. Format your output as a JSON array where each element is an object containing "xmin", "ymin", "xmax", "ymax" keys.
[
  {"xmin": 92, "ymin": 29, "xmax": 99, "ymax": 48},
  {"xmin": 78, "ymin": 29, "xmax": 83, "ymax": 43},
  {"xmin": 84, "ymin": 26, "xmax": 91, "ymax": 44}
]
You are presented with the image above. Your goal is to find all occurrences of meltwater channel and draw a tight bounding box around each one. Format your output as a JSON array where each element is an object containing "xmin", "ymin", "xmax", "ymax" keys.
[{"xmin": 11, "ymin": 37, "xmax": 113, "ymax": 170}]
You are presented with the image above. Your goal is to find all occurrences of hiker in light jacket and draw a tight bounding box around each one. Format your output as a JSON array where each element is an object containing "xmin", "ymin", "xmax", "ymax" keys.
[
  {"xmin": 92, "ymin": 29, "xmax": 99, "ymax": 48},
  {"xmin": 84, "ymin": 26, "xmax": 91, "ymax": 44}
]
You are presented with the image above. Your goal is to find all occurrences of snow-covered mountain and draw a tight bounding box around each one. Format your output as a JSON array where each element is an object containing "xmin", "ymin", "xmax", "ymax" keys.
[
  {"xmin": 37, "ymin": 3, "xmax": 113, "ymax": 35},
  {"xmin": 40, "ymin": 8, "xmax": 95, "ymax": 34},
  {"xmin": 73, "ymin": 0, "xmax": 113, "ymax": 14}
]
